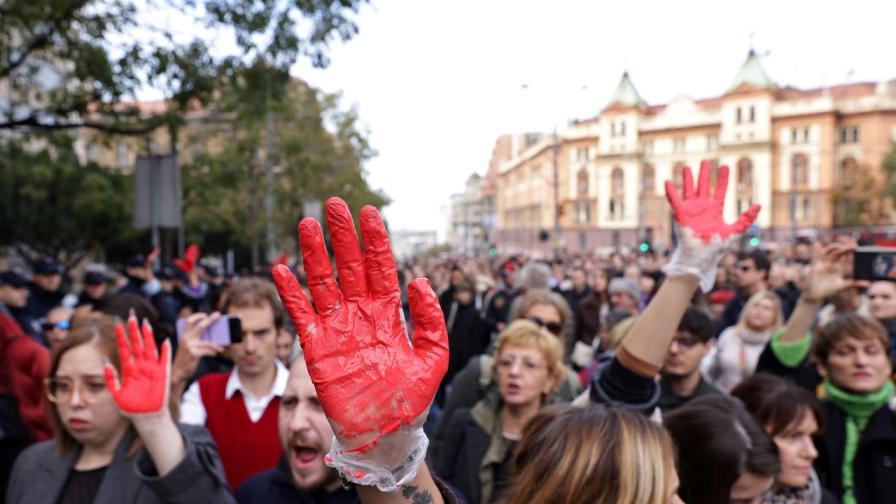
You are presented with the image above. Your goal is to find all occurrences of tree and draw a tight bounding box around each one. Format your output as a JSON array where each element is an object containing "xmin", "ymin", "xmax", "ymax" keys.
[
  {"xmin": 884, "ymin": 142, "xmax": 896, "ymax": 205},
  {"xmin": 180, "ymin": 67, "xmax": 387, "ymax": 269},
  {"xmin": 0, "ymin": 133, "xmax": 145, "ymax": 262},
  {"xmin": 0, "ymin": 0, "xmax": 367, "ymax": 135},
  {"xmin": 831, "ymin": 160, "xmax": 891, "ymax": 227}
]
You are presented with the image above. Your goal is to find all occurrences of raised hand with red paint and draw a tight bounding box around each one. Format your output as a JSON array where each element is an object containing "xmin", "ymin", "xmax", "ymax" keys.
[
  {"xmin": 173, "ymin": 244, "xmax": 201, "ymax": 274},
  {"xmin": 663, "ymin": 160, "xmax": 761, "ymax": 292},
  {"xmin": 272, "ymin": 197, "xmax": 448, "ymax": 491},
  {"xmin": 104, "ymin": 316, "xmax": 172, "ymax": 416}
]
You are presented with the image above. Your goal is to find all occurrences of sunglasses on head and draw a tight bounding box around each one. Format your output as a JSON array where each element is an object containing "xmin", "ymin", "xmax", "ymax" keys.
[{"xmin": 526, "ymin": 316, "xmax": 563, "ymax": 336}]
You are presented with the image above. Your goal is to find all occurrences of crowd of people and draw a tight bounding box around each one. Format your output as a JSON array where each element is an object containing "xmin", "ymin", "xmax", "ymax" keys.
[{"xmin": 2, "ymin": 160, "xmax": 896, "ymax": 503}]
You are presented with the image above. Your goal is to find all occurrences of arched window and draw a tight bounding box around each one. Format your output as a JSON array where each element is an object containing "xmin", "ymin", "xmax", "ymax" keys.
[
  {"xmin": 577, "ymin": 168, "xmax": 589, "ymax": 197},
  {"xmin": 736, "ymin": 158, "xmax": 753, "ymax": 215},
  {"xmin": 791, "ymin": 154, "xmax": 808, "ymax": 187},
  {"xmin": 642, "ymin": 163, "xmax": 655, "ymax": 194},
  {"xmin": 610, "ymin": 167, "xmax": 625, "ymax": 220},
  {"xmin": 838, "ymin": 157, "xmax": 857, "ymax": 187}
]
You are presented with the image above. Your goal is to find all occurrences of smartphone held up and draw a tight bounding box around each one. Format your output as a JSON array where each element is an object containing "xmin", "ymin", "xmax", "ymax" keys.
[{"xmin": 176, "ymin": 315, "xmax": 243, "ymax": 346}]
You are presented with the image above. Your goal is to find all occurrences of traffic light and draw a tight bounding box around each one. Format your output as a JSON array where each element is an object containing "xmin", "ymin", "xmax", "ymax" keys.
[
  {"xmin": 639, "ymin": 241, "xmax": 650, "ymax": 253},
  {"xmin": 749, "ymin": 235, "xmax": 760, "ymax": 247},
  {"xmin": 489, "ymin": 245, "xmax": 497, "ymax": 256}
]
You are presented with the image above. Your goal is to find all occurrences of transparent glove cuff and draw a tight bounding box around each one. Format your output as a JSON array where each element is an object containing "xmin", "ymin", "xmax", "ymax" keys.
[
  {"xmin": 662, "ymin": 226, "xmax": 734, "ymax": 293},
  {"xmin": 325, "ymin": 425, "xmax": 428, "ymax": 492}
]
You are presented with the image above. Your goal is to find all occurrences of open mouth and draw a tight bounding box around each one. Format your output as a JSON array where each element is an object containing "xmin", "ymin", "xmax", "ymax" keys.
[
  {"xmin": 505, "ymin": 383, "xmax": 521, "ymax": 394},
  {"xmin": 291, "ymin": 445, "xmax": 320, "ymax": 468}
]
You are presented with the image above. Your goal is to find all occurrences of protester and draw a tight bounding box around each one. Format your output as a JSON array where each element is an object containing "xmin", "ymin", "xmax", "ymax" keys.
[
  {"xmin": 25, "ymin": 257, "xmax": 66, "ymax": 323},
  {"xmin": 658, "ymin": 306, "xmax": 721, "ymax": 412},
  {"xmin": 439, "ymin": 276, "xmax": 490, "ymax": 407},
  {"xmin": 174, "ymin": 277, "xmax": 288, "ymax": 490},
  {"xmin": 703, "ymin": 290, "xmax": 784, "ymax": 393},
  {"xmin": 501, "ymin": 405, "xmax": 682, "ymax": 504},
  {"xmin": 436, "ymin": 319, "xmax": 566, "ymax": 503},
  {"xmin": 560, "ymin": 266, "xmax": 592, "ymax": 316},
  {"xmin": 759, "ymin": 243, "xmax": 896, "ymax": 502},
  {"xmin": 732, "ymin": 373, "xmax": 838, "ymax": 504},
  {"xmin": 607, "ymin": 277, "xmax": 640, "ymax": 314},
  {"xmin": 77, "ymin": 270, "xmax": 109, "ymax": 309},
  {"xmin": 1, "ymin": 271, "xmax": 35, "ymax": 338},
  {"xmin": 43, "ymin": 306, "xmax": 74, "ymax": 351},
  {"xmin": 5, "ymin": 316, "xmax": 233, "ymax": 503},
  {"xmin": 573, "ymin": 267, "xmax": 608, "ymax": 347},
  {"xmin": 434, "ymin": 289, "xmax": 580, "ymax": 462},
  {"xmin": 720, "ymin": 249, "xmax": 772, "ymax": 333},
  {"xmin": 866, "ymin": 279, "xmax": 896, "ymax": 366},
  {"xmin": 664, "ymin": 395, "xmax": 780, "ymax": 504}
]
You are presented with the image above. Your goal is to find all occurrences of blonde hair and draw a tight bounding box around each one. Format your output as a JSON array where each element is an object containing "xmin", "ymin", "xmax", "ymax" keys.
[
  {"xmin": 495, "ymin": 319, "xmax": 567, "ymax": 392},
  {"xmin": 736, "ymin": 290, "xmax": 783, "ymax": 332},
  {"xmin": 502, "ymin": 405, "xmax": 677, "ymax": 504}
]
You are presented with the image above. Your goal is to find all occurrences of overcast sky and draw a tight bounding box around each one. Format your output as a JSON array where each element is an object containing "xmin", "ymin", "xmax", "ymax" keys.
[{"xmin": 288, "ymin": 0, "xmax": 893, "ymax": 232}]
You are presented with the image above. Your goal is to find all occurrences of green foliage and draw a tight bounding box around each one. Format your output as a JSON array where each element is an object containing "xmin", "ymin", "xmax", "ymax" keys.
[
  {"xmin": 181, "ymin": 67, "xmax": 387, "ymax": 268},
  {"xmin": 0, "ymin": 134, "xmax": 144, "ymax": 259},
  {"xmin": 0, "ymin": 0, "xmax": 367, "ymax": 134},
  {"xmin": 884, "ymin": 143, "xmax": 896, "ymax": 204}
]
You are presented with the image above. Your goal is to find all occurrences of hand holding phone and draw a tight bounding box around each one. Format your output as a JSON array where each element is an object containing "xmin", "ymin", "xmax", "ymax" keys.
[
  {"xmin": 853, "ymin": 246, "xmax": 896, "ymax": 281},
  {"xmin": 171, "ymin": 312, "xmax": 238, "ymax": 386}
]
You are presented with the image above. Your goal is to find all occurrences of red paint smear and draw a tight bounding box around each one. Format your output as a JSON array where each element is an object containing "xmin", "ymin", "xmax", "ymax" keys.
[
  {"xmin": 665, "ymin": 161, "xmax": 760, "ymax": 243},
  {"xmin": 272, "ymin": 198, "xmax": 449, "ymax": 453}
]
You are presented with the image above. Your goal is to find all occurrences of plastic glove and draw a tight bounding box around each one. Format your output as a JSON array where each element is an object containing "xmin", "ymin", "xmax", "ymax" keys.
[
  {"xmin": 272, "ymin": 197, "xmax": 448, "ymax": 492},
  {"xmin": 663, "ymin": 160, "xmax": 761, "ymax": 292},
  {"xmin": 104, "ymin": 316, "xmax": 171, "ymax": 416},
  {"xmin": 173, "ymin": 244, "xmax": 200, "ymax": 274}
]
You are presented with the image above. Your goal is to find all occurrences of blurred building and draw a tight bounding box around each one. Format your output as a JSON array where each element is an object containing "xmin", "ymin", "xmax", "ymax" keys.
[
  {"xmin": 390, "ymin": 230, "xmax": 439, "ymax": 263},
  {"xmin": 494, "ymin": 50, "xmax": 896, "ymax": 254},
  {"xmin": 449, "ymin": 173, "xmax": 489, "ymax": 255}
]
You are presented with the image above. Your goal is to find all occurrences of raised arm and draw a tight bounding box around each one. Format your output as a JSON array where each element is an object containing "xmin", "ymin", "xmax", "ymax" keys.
[
  {"xmin": 272, "ymin": 197, "xmax": 449, "ymax": 503},
  {"xmin": 619, "ymin": 160, "xmax": 760, "ymax": 371}
]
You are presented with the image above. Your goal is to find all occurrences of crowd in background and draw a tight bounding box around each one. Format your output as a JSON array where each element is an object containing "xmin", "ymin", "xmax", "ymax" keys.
[{"xmin": 3, "ymin": 214, "xmax": 896, "ymax": 503}]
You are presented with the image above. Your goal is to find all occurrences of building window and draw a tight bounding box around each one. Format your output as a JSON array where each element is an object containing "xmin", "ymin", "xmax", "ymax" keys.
[
  {"xmin": 642, "ymin": 163, "xmax": 655, "ymax": 194},
  {"xmin": 620, "ymin": 121, "xmax": 626, "ymax": 136},
  {"xmin": 749, "ymin": 106, "xmax": 755, "ymax": 122},
  {"xmin": 840, "ymin": 127, "xmax": 849, "ymax": 143},
  {"xmin": 852, "ymin": 127, "xmax": 860, "ymax": 143},
  {"xmin": 577, "ymin": 202, "xmax": 591, "ymax": 224},
  {"xmin": 803, "ymin": 127, "xmax": 810, "ymax": 142},
  {"xmin": 673, "ymin": 137, "xmax": 686, "ymax": 153},
  {"xmin": 791, "ymin": 128, "xmax": 799, "ymax": 144},
  {"xmin": 840, "ymin": 126, "xmax": 860, "ymax": 144},
  {"xmin": 610, "ymin": 167, "xmax": 625, "ymax": 220},
  {"xmin": 736, "ymin": 158, "xmax": 753, "ymax": 214},
  {"xmin": 577, "ymin": 169, "xmax": 589, "ymax": 197},
  {"xmin": 672, "ymin": 162, "xmax": 686, "ymax": 189},
  {"xmin": 610, "ymin": 123, "xmax": 616, "ymax": 137},
  {"xmin": 736, "ymin": 107, "xmax": 742, "ymax": 124},
  {"xmin": 838, "ymin": 157, "xmax": 857, "ymax": 187},
  {"xmin": 792, "ymin": 154, "xmax": 809, "ymax": 187}
]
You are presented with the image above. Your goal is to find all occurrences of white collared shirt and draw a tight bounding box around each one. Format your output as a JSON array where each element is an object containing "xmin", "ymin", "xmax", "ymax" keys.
[{"xmin": 179, "ymin": 359, "xmax": 289, "ymax": 425}]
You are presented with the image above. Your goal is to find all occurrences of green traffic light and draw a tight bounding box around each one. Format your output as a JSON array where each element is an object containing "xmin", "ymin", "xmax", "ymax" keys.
[
  {"xmin": 749, "ymin": 236, "xmax": 760, "ymax": 247},
  {"xmin": 489, "ymin": 247, "xmax": 497, "ymax": 256},
  {"xmin": 639, "ymin": 242, "xmax": 649, "ymax": 253}
]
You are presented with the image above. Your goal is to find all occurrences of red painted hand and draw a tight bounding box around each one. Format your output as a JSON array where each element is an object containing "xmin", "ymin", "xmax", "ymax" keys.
[
  {"xmin": 664, "ymin": 160, "xmax": 760, "ymax": 243},
  {"xmin": 104, "ymin": 317, "xmax": 171, "ymax": 415},
  {"xmin": 272, "ymin": 197, "xmax": 448, "ymax": 452},
  {"xmin": 173, "ymin": 244, "xmax": 200, "ymax": 274}
]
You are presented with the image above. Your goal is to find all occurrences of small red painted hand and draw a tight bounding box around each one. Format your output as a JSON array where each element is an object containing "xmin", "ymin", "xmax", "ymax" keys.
[
  {"xmin": 664, "ymin": 160, "xmax": 760, "ymax": 243},
  {"xmin": 272, "ymin": 197, "xmax": 448, "ymax": 489},
  {"xmin": 173, "ymin": 244, "xmax": 200, "ymax": 274},
  {"xmin": 104, "ymin": 317, "xmax": 171, "ymax": 416},
  {"xmin": 663, "ymin": 160, "xmax": 762, "ymax": 292}
]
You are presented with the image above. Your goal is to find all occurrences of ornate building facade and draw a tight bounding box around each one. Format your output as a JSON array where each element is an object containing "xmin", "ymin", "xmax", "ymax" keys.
[{"xmin": 494, "ymin": 51, "xmax": 896, "ymax": 254}]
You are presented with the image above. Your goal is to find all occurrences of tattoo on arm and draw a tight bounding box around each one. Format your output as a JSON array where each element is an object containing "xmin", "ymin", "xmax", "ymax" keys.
[{"xmin": 401, "ymin": 485, "xmax": 434, "ymax": 504}]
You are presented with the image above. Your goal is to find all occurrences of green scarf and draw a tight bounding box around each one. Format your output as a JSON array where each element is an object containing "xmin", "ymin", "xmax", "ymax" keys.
[{"xmin": 823, "ymin": 380, "xmax": 894, "ymax": 504}]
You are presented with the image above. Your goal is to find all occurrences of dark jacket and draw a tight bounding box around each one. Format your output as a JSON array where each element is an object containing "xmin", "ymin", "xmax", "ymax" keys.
[
  {"xmin": 439, "ymin": 300, "xmax": 490, "ymax": 407},
  {"xmin": 236, "ymin": 456, "xmax": 357, "ymax": 504},
  {"xmin": 237, "ymin": 455, "xmax": 464, "ymax": 504},
  {"xmin": 433, "ymin": 354, "xmax": 580, "ymax": 464},
  {"xmin": 436, "ymin": 393, "xmax": 514, "ymax": 504},
  {"xmin": 755, "ymin": 341, "xmax": 820, "ymax": 394},
  {"xmin": 5, "ymin": 424, "xmax": 235, "ymax": 504},
  {"xmin": 24, "ymin": 283, "xmax": 65, "ymax": 323},
  {"xmin": 657, "ymin": 374, "xmax": 721, "ymax": 412},
  {"xmin": 814, "ymin": 400, "xmax": 896, "ymax": 504}
]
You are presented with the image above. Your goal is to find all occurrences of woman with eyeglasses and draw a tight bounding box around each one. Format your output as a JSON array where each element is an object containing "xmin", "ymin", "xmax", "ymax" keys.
[
  {"xmin": 5, "ymin": 316, "xmax": 234, "ymax": 504},
  {"xmin": 431, "ymin": 289, "xmax": 580, "ymax": 463},
  {"xmin": 436, "ymin": 319, "xmax": 567, "ymax": 504}
]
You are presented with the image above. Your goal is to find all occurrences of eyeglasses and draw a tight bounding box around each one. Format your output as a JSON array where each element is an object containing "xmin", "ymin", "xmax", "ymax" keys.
[
  {"xmin": 41, "ymin": 320, "xmax": 70, "ymax": 332},
  {"xmin": 44, "ymin": 376, "xmax": 110, "ymax": 404},
  {"xmin": 526, "ymin": 316, "xmax": 563, "ymax": 336}
]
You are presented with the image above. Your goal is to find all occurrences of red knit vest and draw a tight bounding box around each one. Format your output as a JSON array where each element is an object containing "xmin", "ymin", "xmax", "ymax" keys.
[{"xmin": 198, "ymin": 371, "xmax": 282, "ymax": 491}]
